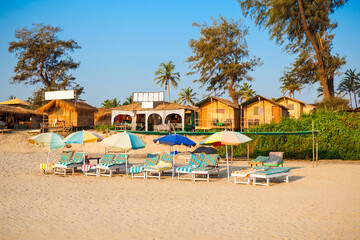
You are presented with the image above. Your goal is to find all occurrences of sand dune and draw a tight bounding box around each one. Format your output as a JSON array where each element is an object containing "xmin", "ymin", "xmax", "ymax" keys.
[{"xmin": 0, "ymin": 131, "xmax": 359, "ymax": 239}]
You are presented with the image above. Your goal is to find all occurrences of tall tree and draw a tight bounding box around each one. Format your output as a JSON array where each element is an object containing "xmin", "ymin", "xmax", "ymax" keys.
[
  {"xmin": 177, "ymin": 87, "xmax": 198, "ymax": 106},
  {"xmin": 153, "ymin": 61, "xmax": 181, "ymax": 102},
  {"xmin": 239, "ymin": 0, "xmax": 348, "ymax": 100},
  {"xmin": 123, "ymin": 95, "xmax": 133, "ymax": 105},
  {"xmin": 187, "ymin": 16, "xmax": 261, "ymax": 105},
  {"xmin": 101, "ymin": 98, "xmax": 121, "ymax": 108},
  {"xmin": 8, "ymin": 23, "xmax": 82, "ymax": 93},
  {"xmin": 279, "ymin": 72, "xmax": 303, "ymax": 98},
  {"xmin": 337, "ymin": 69, "xmax": 360, "ymax": 108}
]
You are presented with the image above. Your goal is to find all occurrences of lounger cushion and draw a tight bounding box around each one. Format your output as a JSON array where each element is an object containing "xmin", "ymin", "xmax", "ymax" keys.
[
  {"xmin": 39, "ymin": 163, "xmax": 53, "ymax": 170},
  {"xmin": 176, "ymin": 165, "xmax": 199, "ymax": 173},
  {"xmin": 128, "ymin": 166, "xmax": 144, "ymax": 173},
  {"xmin": 252, "ymin": 167, "xmax": 290, "ymax": 175}
]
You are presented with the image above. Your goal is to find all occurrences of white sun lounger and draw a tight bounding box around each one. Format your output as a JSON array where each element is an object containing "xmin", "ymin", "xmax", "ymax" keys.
[{"xmin": 250, "ymin": 167, "xmax": 291, "ymax": 186}]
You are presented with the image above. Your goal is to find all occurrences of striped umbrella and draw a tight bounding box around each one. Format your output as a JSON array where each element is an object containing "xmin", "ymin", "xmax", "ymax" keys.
[
  {"xmin": 201, "ymin": 131, "xmax": 252, "ymax": 182},
  {"xmin": 28, "ymin": 132, "xmax": 65, "ymax": 163},
  {"xmin": 62, "ymin": 130, "xmax": 103, "ymax": 144}
]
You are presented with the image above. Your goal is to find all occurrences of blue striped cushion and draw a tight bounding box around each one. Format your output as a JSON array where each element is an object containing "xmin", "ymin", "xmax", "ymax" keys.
[
  {"xmin": 128, "ymin": 166, "xmax": 144, "ymax": 173},
  {"xmin": 192, "ymin": 166, "xmax": 212, "ymax": 172},
  {"xmin": 176, "ymin": 165, "xmax": 199, "ymax": 173},
  {"xmin": 252, "ymin": 167, "xmax": 290, "ymax": 175}
]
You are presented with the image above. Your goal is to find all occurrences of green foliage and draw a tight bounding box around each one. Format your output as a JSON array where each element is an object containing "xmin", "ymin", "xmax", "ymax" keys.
[
  {"xmin": 279, "ymin": 71, "xmax": 303, "ymax": 98},
  {"xmin": 101, "ymin": 98, "xmax": 121, "ymax": 108},
  {"xmin": 186, "ymin": 16, "xmax": 262, "ymax": 104},
  {"xmin": 123, "ymin": 95, "xmax": 133, "ymax": 105},
  {"xmin": 94, "ymin": 124, "xmax": 111, "ymax": 134},
  {"xmin": 177, "ymin": 87, "xmax": 198, "ymax": 106},
  {"xmin": 234, "ymin": 82, "xmax": 256, "ymax": 103},
  {"xmin": 337, "ymin": 69, "xmax": 360, "ymax": 108},
  {"xmin": 314, "ymin": 96, "xmax": 349, "ymax": 110},
  {"xmin": 154, "ymin": 61, "xmax": 181, "ymax": 102},
  {"xmin": 217, "ymin": 110, "xmax": 360, "ymax": 160}
]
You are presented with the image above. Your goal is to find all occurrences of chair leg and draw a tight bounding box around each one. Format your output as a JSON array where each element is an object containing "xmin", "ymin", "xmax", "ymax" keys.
[
  {"xmin": 267, "ymin": 178, "xmax": 270, "ymax": 186},
  {"xmin": 285, "ymin": 175, "xmax": 289, "ymax": 183}
]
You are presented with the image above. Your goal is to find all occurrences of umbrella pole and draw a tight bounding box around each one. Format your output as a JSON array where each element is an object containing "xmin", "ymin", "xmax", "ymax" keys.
[
  {"xmin": 172, "ymin": 146, "xmax": 175, "ymax": 181},
  {"xmin": 226, "ymin": 145, "xmax": 230, "ymax": 182},
  {"xmin": 47, "ymin": 149, "xmax": 50, "ymax": 164},
  {"xmin": 125, "ymin": 150, "xmax": 128, "ymax": 176}
]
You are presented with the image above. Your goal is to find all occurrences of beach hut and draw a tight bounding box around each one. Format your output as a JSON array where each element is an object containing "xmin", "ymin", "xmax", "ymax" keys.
[
  {"xmin": 111, "ymin": 101, "xmax": 196, "ymax": 131},
  {"xmin": 95, "ymin": 108, "xmax": 112, "ymax": 126},
  {"xmin": 0, "ymin": 98, "xmax": 31, "ymax": 108},
  {"xmin": 0, "ymin": 104, "xmax": 43, "ymax": 129},
  {"xmin": 195, "ymin": 96, "xmax": 240, "ymax": 131},
  {"xmin": 37, "ymin": 100, "xmax": 97, "ymax": 128},
  {"xmin": 275, "ymin": 96, "xmax": 316, "ymax": 119},
  {"xmin": 241, "ymin": 95, "xmax": 289, "ymax": 129}
]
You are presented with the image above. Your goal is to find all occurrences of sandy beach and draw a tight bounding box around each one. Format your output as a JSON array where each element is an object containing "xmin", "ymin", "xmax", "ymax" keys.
[{"xmin": 1, "ymin": 131, "xmax": 360, "ymax": 239}]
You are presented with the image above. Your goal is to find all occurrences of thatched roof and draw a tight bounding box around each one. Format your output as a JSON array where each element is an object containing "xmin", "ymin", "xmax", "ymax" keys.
[
  {"xmin": 37, "ymin": 100, "xmax": 97, "ymax": 114},
  {"xmin": 0, "ymin": 105, "xmax": 40, "ymax": 116},
  {"xmin": 95, "ymin": 108, "xmax": 112, "ymax": 121},
  {"xmin": 112, "ymin": 101, "xmax": 195, "ymax": 111},
  {"xmin": 196, "ymin": 96, "xmax": 239, "ymax": 109},
  {"xmin": 0, "ymin": 98, "xmax": 30, "ymax": 106},
  {"xmin": 241, "ymin": 95, "xmax": 289, "ymax": 110}
]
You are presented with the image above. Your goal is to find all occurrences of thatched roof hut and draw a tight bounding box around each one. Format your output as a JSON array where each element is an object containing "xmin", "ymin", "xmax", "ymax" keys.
[
  {"xmin": 37, "ymin": 100, "xmax": 97, "ymax": 128},
  {"xmin": 0, "ymin": 105, "xmax": 43, "ymax": 129},
  {"xmin": 0, "ymin": 98, "xmax": 30, "ymax": 107},
  {"xmin": 94, "ymin": 108, "xmax": 112, "ymax": 126}
]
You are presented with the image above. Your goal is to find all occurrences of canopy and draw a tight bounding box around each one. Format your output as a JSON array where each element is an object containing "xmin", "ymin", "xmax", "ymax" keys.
[
  {"xmin": 153, "ymin": 133, "xmax": 196, "ymax": 147},
  {"xmin": 62, "ymin": 130, "xmax": 103, "ymax": 144},
  {"xmin": 28, "ymin": 132, "xmax": 65, "ymax": 150},
  {"xmin": 102, "ymin": 132, "xmax": 145, "ymax": 150}
]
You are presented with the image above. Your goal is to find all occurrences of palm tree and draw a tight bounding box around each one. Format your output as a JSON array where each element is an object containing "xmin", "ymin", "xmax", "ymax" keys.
[
  {"xmin": 101, "ymin": 98, "xmax": 121, "ymax": 108},
  {"xmin": 154, "ymin": 61, "xmax": 181, "ymax": 102},
  {"xmin": 123, "ymin": 95, "xmax": 133, "ymax": 105},
  {"xmin": 233, "ymin": 82, "xmax": 256, "ymax": 103},
  {"xmin": 177, "ymin": 87, "xmax": 198, "ymax": 106},
  {"xmin": 279, "ymin": 76, "xmax": 302, "ymax": 98},
  {"xmin": 317, "ymin": 86, "xmax": 324, "ymax": 98},
  {"xmin": 338, "ymin": 69, "xmax": 360, "ymax": 108}
]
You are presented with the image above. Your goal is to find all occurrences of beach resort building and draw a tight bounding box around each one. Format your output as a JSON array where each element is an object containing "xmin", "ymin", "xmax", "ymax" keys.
[
  {"xmin": 111, "ymin": 101, "xmax": 196, "ymax": 131},
  {"xmin": 37, "ymin": 99, "xmax": 97, "ymax": 128},
  {"xmin": 240, "ymin": 95, "xmax": 290, "ymax": 129},
  {"xmin": 275, "ymin": 96, "xmax": 316, "ymax": 119},
  {"xmin": 195, "ymin": 96, "xmax": 240, "ymax": 131}
]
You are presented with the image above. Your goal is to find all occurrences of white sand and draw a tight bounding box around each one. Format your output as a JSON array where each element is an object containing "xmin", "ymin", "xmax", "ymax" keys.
[{"xmin": 0, "ymin": 131, "xmax": 359, "ymax": 239}]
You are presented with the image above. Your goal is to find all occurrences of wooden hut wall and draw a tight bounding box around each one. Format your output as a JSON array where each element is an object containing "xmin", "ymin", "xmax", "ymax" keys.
[
  {"xmin": 77, "ymin": 111, "xmax": 94, "ymax": 127},
  {"xmin": 47, "ymin": 108, "xmax": 76, "ymax": 127},
  {"xmin": 277, "ymin": 98, "xmax": 302, "ymax": 119},
  {"xmin": 198, "ymin": 100, "xmax": 238, "ymax": 130}
]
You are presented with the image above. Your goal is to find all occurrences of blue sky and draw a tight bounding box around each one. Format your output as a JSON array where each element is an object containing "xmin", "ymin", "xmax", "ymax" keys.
[{"xmin": 0, "ymin": 0, "xmax": 359, "ymax": 107}]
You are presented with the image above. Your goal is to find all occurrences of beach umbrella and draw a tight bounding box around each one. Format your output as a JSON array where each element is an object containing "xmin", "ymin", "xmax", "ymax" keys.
[
  {"xmin": 192, "ymin": 146, "xmax": 218, "ymax": 154},
  {"xmin": 28, "ymin": 132, "xmax": 65, "ymax": 163},
  {"xmin": 101, "ymin": 131, "xmax": 146, "ymax": 176},
  {"xmin": 200, "ymin": 131, "xmax": 252, "ymax": 182},
  {"xmin": 153, "ymin": 133, "xmax": 196, "ymax": 180},
  {"xmin": 62, "ymin": 130, "xmax": 103, "ymax": 145}
]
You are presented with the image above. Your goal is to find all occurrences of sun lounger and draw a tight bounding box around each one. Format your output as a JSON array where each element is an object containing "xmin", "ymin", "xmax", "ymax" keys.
[
  {"xmin": 191, "ymin": 154, "xmax": 220, "ymax": 182},
  {"xmin": 144, "ymin": 153, "xmax": 174, "ymax": 180},
  {"xmin": 54, "ymin": 152, "xmax": 85, "ymax": 175},
  {"xmin": 231, "ymin": 166, "xmax": 269, "ymax": 184},
  {"xmin": 96, "ymin": 153, "xmax": 130, "ymax": 177},
  {"xmin": 251, "ymin": 167, "xmax": 291, "ymax": 186},
  {"xmin": 263, "ymin": 152, "xmax": 284, "ymax": 167},
  {"xmin": 175, "ymin": 154, "xmax": 204, "ymax": 180},
  {"xmin": 128, "ymin": 153, "xmax": 159, "ymax": 179},
  {"xmin": 89, "ymin": 153, "xmax": 115, "ymax": 176},
  {"xmin": 249, "ymin": 156, "xmax": 269, "ymax": 167}
]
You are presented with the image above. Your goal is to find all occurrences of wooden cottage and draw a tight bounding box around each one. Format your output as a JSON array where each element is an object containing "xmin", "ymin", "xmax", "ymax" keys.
[
  {"xmin": 275, "ymin": 96, "xmax": 316, "ymax": 119},
  {"xmin": 195, "ymin": 97, "xmax": 240, "ymax": 130},
  {"xmin": 37, "ymin": 100, "xmax": 97, "ymax": 128},
  {"xmin": 0, "ymin": 104, "xmax": 43, "ymax": 129},
  {"xmin": 94, "ymin": 108, "xmax": 112, "ymax": 126},
  {"xmin": 241, "ymin": 95, "xmax": 289, "ymax": 129}
]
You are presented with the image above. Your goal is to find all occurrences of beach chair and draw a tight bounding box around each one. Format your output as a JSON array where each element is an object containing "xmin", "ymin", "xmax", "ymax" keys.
[
  {"xmin": 96, "ymin": 153, "xmax": 130, "ymax": 177},
  {"xmin": 54, "ymin": 152, "xmax": 86, "ymax": 175},
  {"xmin": 86, "ymin": 153, "xmax": 115, "ymax": 176},
  {"xmin": 251, "ymin": 167, "xmax": 291, "ymax": 186},
  {"xmin": 128, "ymin": 153, "xmax": 159, "ymax": 179},
  {"xmin": 231, "ymin": 166, "xmax": 269, "ymax": 185},
  {"xmin": 263, "ymin": 152, "xmax": 284, "ymax": 167},
  {"xmin": 249, "ymin": 156, "xmax": 269, "ymax": 168},
  {"xmin": 144, "ymin": 153, "xmax": 174, "ymax": 180},
  {"xmin": 175, "ymin": 154, "xmax": 204, "ymax": 180},
  {"xmin": 191, "ymin": 154, "xmax": 220, "ymax": 182}
]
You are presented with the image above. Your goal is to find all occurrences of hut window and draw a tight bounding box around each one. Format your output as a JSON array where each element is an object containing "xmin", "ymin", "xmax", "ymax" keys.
[
  {"xmin": 216, "ymin": 109, "xmax": 225, "ymax": 114},
  {"xmin": 253, "ymin": 107, "xmax": 263, "ymax": 115},
  {"xmin": 248, "ymin": 119, "xmax": 260, "ymax": 126},
  {"xmin": 288, "ymin": 104, "xmax": 294, "ymax": 110}
]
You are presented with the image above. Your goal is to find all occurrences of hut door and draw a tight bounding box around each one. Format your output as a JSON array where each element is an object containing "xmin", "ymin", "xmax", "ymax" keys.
[
  {"xmin": 200, "ymin": 109, "xmax": 207, "ymax": 127},
  {"xmin": 272, "ymin": 106, "xmax": 281, "ymax": 123}
]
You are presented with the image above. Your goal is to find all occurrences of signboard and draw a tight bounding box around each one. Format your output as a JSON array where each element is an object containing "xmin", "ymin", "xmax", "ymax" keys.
[
  {"xmin": 141, "ymin": 102, "xmax": 154, "ymax": 109},
  {"xmin": 133, "ymin": 92, "xmax": 164, "ymax": 102},
  {"xmin": 45, "ymin": 90, "xmax": 75, "ymax": 100}
]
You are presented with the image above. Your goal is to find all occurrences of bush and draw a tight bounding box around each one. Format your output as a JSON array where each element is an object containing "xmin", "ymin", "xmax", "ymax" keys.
[
  {"xmin": 94, "ymin": 124, "xmax": 111, "ymax": 134},
  {"xmin": 217, "ymin": 109, "xmax": 360, "ymax": 160}
]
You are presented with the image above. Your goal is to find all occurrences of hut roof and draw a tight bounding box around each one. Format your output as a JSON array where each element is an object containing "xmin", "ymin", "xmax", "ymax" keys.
[
  {"xmin": 241, "ymin": 95, "xmax": 289, "ymax": 110},
  {"xmin": 95, "ymin": 108, "xmax": 112, "ymax": 121},
  {"xmin": 0, "ymin": 98, "xmax": 30, "ymax": 106},
  {"xmin": 196, "ymin": 96, "xmax": 239, "ymax": 109},
  {"xmin": 112, "ymin": 101, "xmax": 194, "ymax": 111},
  {"xmin": 274, "ymin": 96, "xmax": 316, "ymax": 107},
  {"xmin": 37, "ymin": 100, "xmax": 97, "ymax": 114},
  {"xmin": 0, "ymin": 105, "xmax": 40, "ymax": 116}
]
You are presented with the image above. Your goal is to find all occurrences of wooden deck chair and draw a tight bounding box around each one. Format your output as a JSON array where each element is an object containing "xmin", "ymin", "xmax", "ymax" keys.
[
  {"xmin": 128, "ymin": 153, "xmax": 159, "ymax": 179},
  {"xmin": 54, "ymin": 152, "xmax": 86, "ymax": 175},
  {"xmin": 175, "ymin": 154, "xmax": 204, "ymax": 180},
  {"xmin": 144, "ymin": 153, "xmax": 174, "ymax": 180},
  {"xmin": 191, "ymin": 154, "xmax": 220, "ymax": 182},
  {"xmin": 97, "ymin": 153, "xmax": 129, "ymax": 177}
]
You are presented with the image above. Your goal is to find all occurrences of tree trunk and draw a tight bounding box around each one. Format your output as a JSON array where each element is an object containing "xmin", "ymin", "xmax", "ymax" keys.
[
  {"xmin": 228, "ymin": 77, "xmax": 239, "ymax": 105},
  {"xmin": 349, "ymin": 91, "xmax": 352, "ymax": 108},
  {"xmin": 168, "ymin": 85, "xmax": 171, "ymax": 102},
  {"xmin": 297, "ymin": 0, "xmax": 333, "ymax": 100},
  {"xmin": 354, "ymin": 92, "xmax": 358, "ymax": 108},
  {"xmin": 214, "ymin": 89, "xmax": 217, "ymax": 97}
]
